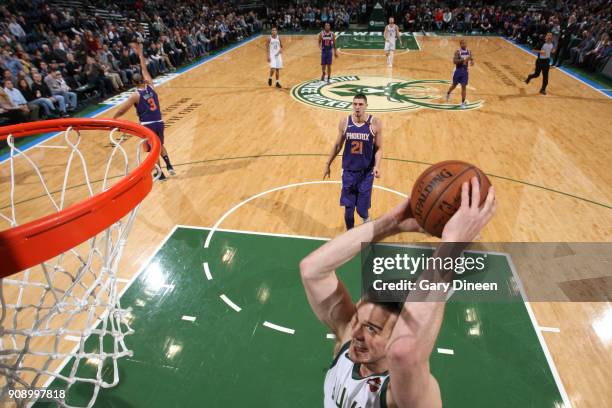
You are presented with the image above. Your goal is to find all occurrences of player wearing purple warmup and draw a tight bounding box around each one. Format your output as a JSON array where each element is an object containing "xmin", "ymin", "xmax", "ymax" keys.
[
  {"xmin": 113, "ymin": 43, "xmax": 174, "ymax": 180},
  {"xmin": 318, "ymin": 22, "xmax": 338, "ymax": 83},
  {"xmin": 323, "ymin": 94, "xmax": 383, "ymax": 230},
  {"xmin": 445, "ymin": 39, "xmax": 474, "ymax": 109}
]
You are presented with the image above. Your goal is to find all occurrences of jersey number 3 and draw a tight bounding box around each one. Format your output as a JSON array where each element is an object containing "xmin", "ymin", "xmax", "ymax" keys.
[
  {"xmin": 351, "ymin": 141, "xmax": 363, "ymax": 154},
  {"xmin": 147, "ymin": 97, "xmax": 157, "ymax": 111}
]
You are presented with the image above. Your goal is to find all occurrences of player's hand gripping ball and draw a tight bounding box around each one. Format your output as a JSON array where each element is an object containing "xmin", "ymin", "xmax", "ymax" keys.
[{"xmin": 410, "ymin": 161, "xmax": 492, "ymax": 237}]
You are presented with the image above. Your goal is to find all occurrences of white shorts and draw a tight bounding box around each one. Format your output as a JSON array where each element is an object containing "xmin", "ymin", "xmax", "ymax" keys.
[
  {"xmin": 270, "ymin": 54, "xmax": 283, "ymax": 69},
  {"xmin": 384, "ymin": 41, "xmax": 396, "ymax": 52}
]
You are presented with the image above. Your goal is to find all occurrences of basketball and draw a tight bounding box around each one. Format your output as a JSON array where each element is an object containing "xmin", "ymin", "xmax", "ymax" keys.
[{"xmin": 410, "ymin": 161, "xmax": 491, "ymax": 237}]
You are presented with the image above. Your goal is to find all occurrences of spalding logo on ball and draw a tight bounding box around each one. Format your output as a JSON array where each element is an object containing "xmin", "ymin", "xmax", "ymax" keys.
[{"xmin": 410, "ymin": 160, "xmax": 491, "ymax": 237}]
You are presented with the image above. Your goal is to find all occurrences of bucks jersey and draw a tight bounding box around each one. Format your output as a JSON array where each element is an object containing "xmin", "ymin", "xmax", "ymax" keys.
[
  {"xmin": 269, "ymin": 35, "xmax": 283, "ymax": 69},
  {"xmin": 342, "ymin": 114, "xmax": 375, "ymax": 171},
  {"xmin": 269, "ymin": 35, "xmax": 281, "ymax": 58},
  {"xmin": 136, "ymin": 84, "xmax": 162, "ymax": 124},
  {"xmin": 324, "ymin": 342, "xmax": 390, "ymax": 408},
  {"xmin": 386, "ymin": 25, "xmax": 397, "ymax": 43}
]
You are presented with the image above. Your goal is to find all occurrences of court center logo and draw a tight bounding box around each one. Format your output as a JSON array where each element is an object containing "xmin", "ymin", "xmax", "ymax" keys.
[{"xmin": 291, "ymin": 75, "xmax": 483, "ymax": 112}]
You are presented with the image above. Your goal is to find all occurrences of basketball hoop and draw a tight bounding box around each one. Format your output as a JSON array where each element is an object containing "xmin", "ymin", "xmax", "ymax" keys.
[{"xmin": 0, "ymin": 118, "xmax": 160, "ymax": 407}]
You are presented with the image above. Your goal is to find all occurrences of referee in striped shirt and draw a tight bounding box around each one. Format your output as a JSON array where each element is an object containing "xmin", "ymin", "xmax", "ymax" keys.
[{"xmin": 525, "ymin": 33, "xmax": 555, "ymax": 95}]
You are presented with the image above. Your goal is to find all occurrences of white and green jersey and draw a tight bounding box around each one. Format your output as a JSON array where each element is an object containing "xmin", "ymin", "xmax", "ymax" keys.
[{"xmin": 324, "ymin": 342, "xmax": 391, "ymax": 408}]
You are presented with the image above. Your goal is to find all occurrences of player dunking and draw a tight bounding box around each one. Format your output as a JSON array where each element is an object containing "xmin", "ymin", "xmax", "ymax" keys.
[
  {"xmin": 267, "ymin": 27, "xmax": 283, "ymax": 88},
  {"xmin": 323, "ymin": 94, "xmax": 383, "ymax": 230},
  {"xmin": 300, "ymin": 178, "xmax": 496, "ymax": 408},
  {"xmin": 384, "ymin": 17, "xmax": 402, "ymax": 67},
  {"xmin": 319, "ymin": 22, "xmax": 338, "ymax": 82},
  {"xmin": 445, "ymin": 39, "xmax": 474, "ymax": 108},
  {"xmin": 113, "ymin": 43, "xmax": 174, "ymax": 180}
]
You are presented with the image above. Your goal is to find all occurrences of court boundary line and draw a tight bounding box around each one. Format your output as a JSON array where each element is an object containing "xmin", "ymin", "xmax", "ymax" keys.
[
  {"xmin": 34, "ymin": 224, "xmax": 180, "ymax": 406},
  {"xmin": 505, "ymin": 254, "xmax": 573, "ymax": 408},
  {"xmin": 501, "ymin": 37, "xmax": 611, "ymax": 99},
  {"xmin": 0, "ymin": 34, "xmax": 263, "ymax": 164}
]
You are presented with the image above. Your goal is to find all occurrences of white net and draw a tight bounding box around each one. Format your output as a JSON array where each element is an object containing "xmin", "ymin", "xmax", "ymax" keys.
[{"xmin": 0, "ymin": 125, "xmax": 156, "ymax": 407}]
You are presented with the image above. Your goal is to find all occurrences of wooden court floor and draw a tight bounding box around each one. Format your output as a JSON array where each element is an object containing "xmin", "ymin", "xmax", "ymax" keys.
[{"xmin": 1, "ymin": 34, "xmax": 611, "ymax": 407}]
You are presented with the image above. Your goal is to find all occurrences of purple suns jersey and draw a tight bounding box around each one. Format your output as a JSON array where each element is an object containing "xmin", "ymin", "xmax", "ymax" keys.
[
  {"xmin": 342, "ymin": 115, "xmax": 375, "ymax": 171},
  {"xmin": 321, "ymin": 31, "xmax": 334, "ymax": 52},
  {"xmin": 136, "ymin": 84, "xmax": 162, "ymax": 123},
  {"xmin": 455, "ymin": 48, "xmax": 471, "ymax": 70}
]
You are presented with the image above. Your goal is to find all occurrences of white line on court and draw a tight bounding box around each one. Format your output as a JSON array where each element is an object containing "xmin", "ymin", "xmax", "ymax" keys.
[
  {"xmin": 505, "ymin": 255, "xmax": 573, "ymax": 408},
  {"xmin": 220, "ymin": 294, "xmax": 242, "ymax": 312},
  {"xmin": 437, "ymin": 348, "xmax": 454, "ymax": 355},
  {"xmin": 203, "ymin": 262, "xmax": 213, "ymax": 280},
  {"xmin": 182, "ymin": 315, "xmax": 197, "ymax": 322},
  {"xmin": 326, "ymin": 334, "xmax": 337, "ymax": 339},
  {"xmin": 203, "ymin": 180, "xmax": 407, "ymax": 248},
  {"xmin": 116, "ymin": 278, "xmax": 130, "ymax": 283},
  {"xmin": 64, "ymin": 335, "xmax": 81, "ymax": 342},
  {"xmin": 263, "ymin": 321, "xmax": 295, "ymax": 335},
  {"xmin": 539, "ymin": 326, "xmax": 561, "ymax": 333},
  {"xmin": 33, "ymin": 145, "xmax": 68, "ymax": 149}
]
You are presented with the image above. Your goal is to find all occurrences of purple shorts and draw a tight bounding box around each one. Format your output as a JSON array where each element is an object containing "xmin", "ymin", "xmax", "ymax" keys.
[
  {"xmin": 340, "ymin": 169, "xmax": 374, "ymax": 212},
  {"xmin": 144, "ymin": 121, "xmax": 165, "ymax": 149},
  {"xmin": 321, "ymin": 50, "xmax": 333, "ymax": 66},
  {"xmin": 452, "ymin": 69, "xmax": 469, "ymax": 86}
]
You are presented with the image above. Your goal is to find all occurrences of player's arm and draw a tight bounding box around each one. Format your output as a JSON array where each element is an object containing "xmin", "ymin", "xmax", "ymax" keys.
[
  {"xmin": 469, "ymin": 50, "xmax": 475, "ymax": 65},
  {"xmin": 396, "ymin": 25, "xmax": 403, "ymax": 47},
  {"xmin": 278, "ymin": 38, "xmax": 282, "ymax": 55},
  {"xmin": 453, "ymin": 50, "xmax": 462, "ymax": 65},
  {"xmin": 266, "ymin": 37, "xmax": 270, "ymax": 61},
  {"xmin": 323, "ymin": 117, "xmax": 347, "ymax": 179},
  {"xmin": 318, "ymin": 32, "xmax": 323, "ymax": 49},
  {"xmin": 135, "ymin": 43, "xmax": 153, "ymax": 85},
  {"xmin": 373, "ymin": 117, "xmax": 383, "ymax": 178},
  {"xmin": 333, "ymin": 33, "xmax": 338, "ymax": 57},
  {"xmin": 385, "ymin": 179, "xmax": 496, "ymax": 408},
  {"xmin": 384, "ymin": 25, "xmax": 389, "ymax": 42},
  {"xmin": 112, "ymin": 92, "xmax": 140, "ymax": 119},
  {"xmin": 299, "ymin": 197, "xmax": 422, "ymax": 344}
]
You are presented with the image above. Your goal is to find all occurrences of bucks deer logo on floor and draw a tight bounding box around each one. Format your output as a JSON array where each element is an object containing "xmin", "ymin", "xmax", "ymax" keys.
[{"xmin": 291, "ymin": 75, "xmax": 483, "ymax": 112}]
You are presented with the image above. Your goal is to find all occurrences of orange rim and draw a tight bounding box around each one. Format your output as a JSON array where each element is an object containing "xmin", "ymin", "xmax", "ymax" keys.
[{"xmin": 0, "ymin": 118, "xmax": 161, "ymax": 277}]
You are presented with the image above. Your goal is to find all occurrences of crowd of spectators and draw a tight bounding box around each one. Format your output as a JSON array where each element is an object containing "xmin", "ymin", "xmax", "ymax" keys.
[
  {"xmin": 0, "ymin": 0, "xmax": 262, "ymax": 125},
  {"xmin": 274, "ymin": 0, "xmax": 610, "ymax": 73},
  {"xmin": 0, "ymin": 0, "xmax": 610, "ymax": 126}
]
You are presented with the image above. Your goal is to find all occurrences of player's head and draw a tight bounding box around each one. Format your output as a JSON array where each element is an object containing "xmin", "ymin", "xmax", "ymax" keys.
[
  {"xmin": 271, "ymin": 27, "xmax": 278, "ymax": 36},
  {"xmin": 545, "ymin": 32, "xmax": 553, "ymax": 42},
  {"xmin": 348, "ymin": 287, "xmax": 404, "ymax": 365},
  {"xmin": 352, "ymin": 93, "xmax": 367, "ymax": 116},
  {"xmin": 460, "ymin": 39, "xmax": 467, "ymax": 49},
  {"xmin": 324, "ymin": 22, "xmax": 331, "ymax": 31},
  {"xmin": 133, "ymin": 73, "xmax": 144, "ymax": 85},
  {"xmin": 388, "ymin": 17, "xmax": 395, "ymax": 24}
]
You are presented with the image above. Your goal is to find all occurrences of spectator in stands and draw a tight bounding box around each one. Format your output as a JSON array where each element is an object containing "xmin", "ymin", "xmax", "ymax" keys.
[
  {"xmin": 583, "ymin": 33, "xmax": 610, "ymax": 71},
  {"xmin": 64, "ymin": 53, "xmax": 85, "ymax": 88},
  {"xmin": 17, "ymin": 78, "xmax": 58, "ymax": 118},
  {"xmin": 3, "ymin": 79, "xmax": 40, "ymax": 121},
  {"xmin": 481, "ymin": 19, "xmax": 493, "ymax": 34},
  {"xmin": 443, "ymin": 9, "xmax": 453, "ymax": 32},
  {"xmin": 31, "ymin": 72, "xmax": 69, "ymax": 117},
  {"xmin": 569, "ymin": 30, "xmax": 595, "ymax": 64},
  {"xmin": 45, "ymin": 70, "xmax": 78, "ymax": 111},
  {"xmin": 1, "ymin": 50, "xmax": 23, "ymax": 77},
  {"xmin": 84, "ymin": 55, "xmax": 113, "ymax": 97},
  {"xmin": 0, "ymin": 86, "xmax": 33, "ymax": 124}
]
